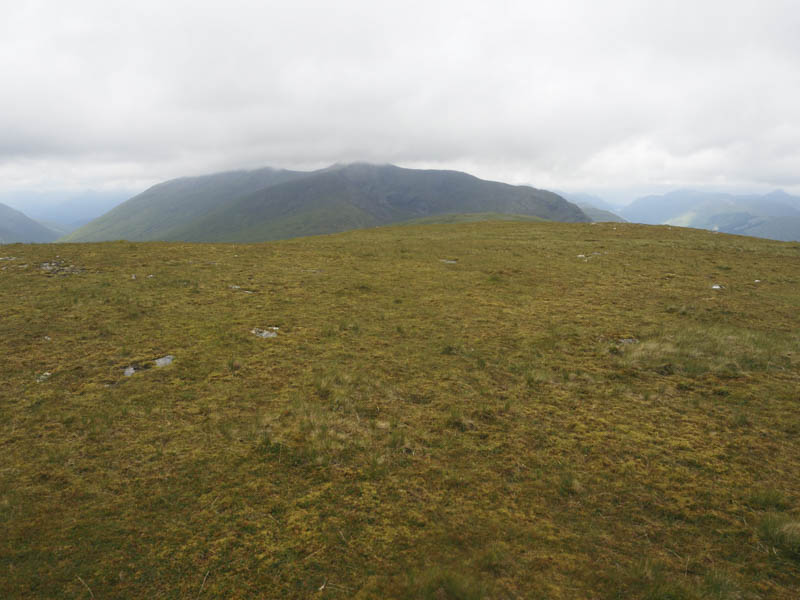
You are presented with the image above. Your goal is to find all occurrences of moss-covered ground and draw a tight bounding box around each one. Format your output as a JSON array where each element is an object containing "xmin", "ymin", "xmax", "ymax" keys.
[{"xmin": 1, "ymin": 221, "xmax": 799, "ymax": 598}]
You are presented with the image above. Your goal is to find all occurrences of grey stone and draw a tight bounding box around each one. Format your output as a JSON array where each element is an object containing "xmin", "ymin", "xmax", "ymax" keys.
[
  {"xmin": 252, "ymin": 327, "xmax": 279, "ymax": 338},
  {"xmin": 155, "ymin": 355, "xmax": 174, "ymax": 367}
]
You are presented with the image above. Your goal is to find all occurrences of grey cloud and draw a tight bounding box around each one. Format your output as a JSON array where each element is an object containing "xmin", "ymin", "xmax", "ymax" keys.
[{"xmin": 2, "ymin": 0, "xmax": 800, "ymax": 203}]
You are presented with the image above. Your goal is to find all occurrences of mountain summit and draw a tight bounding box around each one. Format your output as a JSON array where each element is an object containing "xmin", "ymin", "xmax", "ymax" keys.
[{"xmin": 63, "ymin": 163, "xmax": 588, "ymax": 243}]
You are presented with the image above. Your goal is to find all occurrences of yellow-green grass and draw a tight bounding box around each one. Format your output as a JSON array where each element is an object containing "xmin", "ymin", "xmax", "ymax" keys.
[{"xmin": 1, "ymin": 221, "xmax": 799, "ymax": 598}]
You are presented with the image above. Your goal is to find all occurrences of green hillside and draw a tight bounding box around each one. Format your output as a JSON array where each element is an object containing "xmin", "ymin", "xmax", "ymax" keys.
[
  {"xmin": 61, "ymin": 167, "xmax": 305, "ymax": 242},
  {"xmin": 2, "ymin": 222, "xmax": 799, "ymax": 598},
  {"xmin": 0, "ymin": 202, "xmax": 59, "ymax": 243},
  {"xmin": 576, "ymin": 203, "xmax": 626, "ymax": 223},
  {"xmin": 63, "ymin": 164, "xmax": 588, "ymax": 243},
  {"xmin": 399, "ymin": 212, "xmax": 546, "ymax": 225},
  {"xmin": 695, "ymin": 213, "xmax": 800, "ymax": 243}
]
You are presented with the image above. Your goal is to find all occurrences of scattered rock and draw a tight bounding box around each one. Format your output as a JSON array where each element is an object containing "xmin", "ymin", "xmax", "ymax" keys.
[
  {"xmin": 618, "ymin": 338, "xmax": 639, "ymax": 344},
  {"xmin": 711, "ymin": 284, "xmax": 723, "ymax": 290},
  {"xmin": 39, "ymin": 260, "xmax": 83, "ymax": 276},
  {"xmin": 44, "ymin": 336, "xmax": 52, "ymax": 342},
  {"xmin": 440, "ymin": 259, "xmax": 458, "ymax": 264},
  {"xmin": 36, "ymin": 372, "xmax": 52, "ymax": 383},
  {"xmin": 0, "ymin": 256, "xmax": 17, "ymax": 261},
  {"xmin": 123, "ymin": 354, "xmax": 174, "ymax": 377},
  {"xmin": 754, "ymin": 279, "xmax": 761, "ymax": 283},
  {"xmin": 252, "ymin": 327, "xmax": 279, "ymax": 338},
  {"xmin": 577, "ymin": 254, "xmax": 586, "ymax": 259},
  {"xmin": 155, "ymin": 355, "xmax": 174, "ymax": 367},
  {"xmin": 147, "ymin": 274, "xmax": 154, "ymax": 279},
  {"xmin": 131, "ymin": 274, "xmax": 136, "ymax": 280}
]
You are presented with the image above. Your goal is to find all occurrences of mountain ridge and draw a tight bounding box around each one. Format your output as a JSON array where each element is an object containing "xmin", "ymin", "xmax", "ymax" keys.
[
  {"xmin": 0, "ymin": 202, "xmax": 60, "ymax": 244},
  {"xmin": 63, "ymin": 163, "xmax": 588, "ymax": 243}
]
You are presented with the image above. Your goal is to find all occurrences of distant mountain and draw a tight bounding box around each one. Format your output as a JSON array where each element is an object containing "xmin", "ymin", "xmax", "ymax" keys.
[
  {"xmin": 558, "ymin": 192, "xmax": 622, "ymax": 213},
  {"xmin": 575, "ymin": 204, "xmax": 626, "ymax": 223},
  {"xmin": 62, "ymin": 167, "xmax": 305, "ymax": 242},
  {"xmin": 36, "ymin": 221, "xmax": 72, "ymax": 237},
  {"xmin": 621, "ymin": 190, "xmax": 712, "ymax": 225},
  {"xmin": 557, "ymin": 192, "xmax": 625, "ymax": 223},
  {"xmin": 27, "ymin": 191, "xmax": 131, "ymax": 229},
  {"xmin": 64, "ymin": 163, "xmax": 588, "ymax": 243},
  {"xmin": 620, "ymin": 189, "xmax": 800, "ymax": 241},
  {"xmin": 0, "ymin": 202, "xmax": 59, "ymax": 244},
  {"xmin": 2, "ymin": 190, "xmax": 132, "ymax": 231}
]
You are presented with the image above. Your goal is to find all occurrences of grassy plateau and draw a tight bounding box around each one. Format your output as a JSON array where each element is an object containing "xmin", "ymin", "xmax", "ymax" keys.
[{"xmin": 1, "ymin": 221, "xmax": 799, "ymax": 598}]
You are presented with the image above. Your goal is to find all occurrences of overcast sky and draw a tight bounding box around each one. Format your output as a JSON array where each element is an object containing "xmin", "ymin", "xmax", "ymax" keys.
[{"xmin": 2, "ymin": 0, "xmax": 800, "ymax": 206}]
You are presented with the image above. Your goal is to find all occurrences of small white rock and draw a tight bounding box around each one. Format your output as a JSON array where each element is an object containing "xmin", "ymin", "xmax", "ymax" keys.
[
  {"xmin": 252, "ymin": 327, "xmax": 278, "ymax": 338},
  {"xmin": 124, "ymin": 366, "xmax": 136, "ymax": 377},
  {"xmin": 711, "ymin": 284, "xmax": 723, "ymax": 290},
  {"xmin": 155, "ymin": 355, "xmax": 174, "ymax": 367}
]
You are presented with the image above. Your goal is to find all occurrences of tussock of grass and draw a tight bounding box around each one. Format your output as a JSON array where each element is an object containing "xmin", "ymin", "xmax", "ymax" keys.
[
  {"xmin": 702, "ymin": 570, "xmax": 742, "ymax": 600},
  {"xmin": 405, "ymin": 566, "xmax": 489, "ymax": 600},
  {"xmin": 747, "ymin": 488, "xmax": 790, "ymax": 511},
  {"xmin": 611, "ymin": 559, "xmax": 695, "ymax": 600},
  {"xmin": 616, "ymin": 324, "xmax": 798, "ymax": 377},
  {"xmin": 759, "ymin": 513, "xmax": 800, "ymax": 558}
]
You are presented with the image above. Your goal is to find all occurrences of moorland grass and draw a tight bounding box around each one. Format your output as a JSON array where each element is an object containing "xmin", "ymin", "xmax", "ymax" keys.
[{"xmin": 1, "ymin": 221, "xmax": 799, "ymax": 598}]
